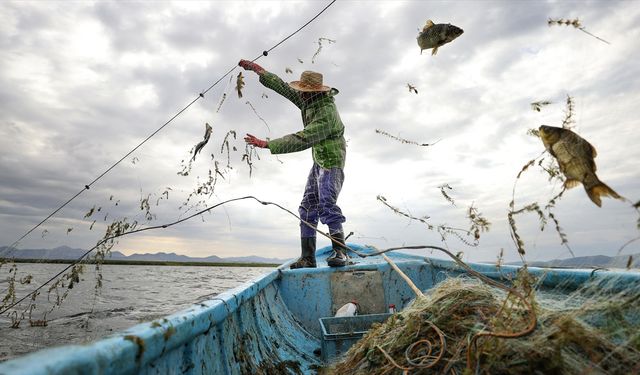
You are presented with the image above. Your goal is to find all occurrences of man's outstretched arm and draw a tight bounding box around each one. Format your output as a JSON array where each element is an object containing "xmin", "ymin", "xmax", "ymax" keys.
[{"xmin": 238, "ymin": 59, "xmax": 303, "ymax": 109}]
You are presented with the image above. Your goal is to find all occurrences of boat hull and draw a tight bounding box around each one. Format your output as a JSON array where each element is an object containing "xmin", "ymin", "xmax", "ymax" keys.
[{"xmin": 1, "ymin": 244, "xmax": 638, "ymax": 374}]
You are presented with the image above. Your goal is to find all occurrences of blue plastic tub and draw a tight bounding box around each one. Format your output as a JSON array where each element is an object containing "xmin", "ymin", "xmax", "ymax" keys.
[{"xmin": 319, "ymin": 313, "xmax": 392, "ymax": 362}]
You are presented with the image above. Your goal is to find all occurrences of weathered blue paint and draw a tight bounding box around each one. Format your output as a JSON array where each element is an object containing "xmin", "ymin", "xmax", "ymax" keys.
[{"xmin": 1, "ymin": 244, "xmax": 638, "ymax": 374}]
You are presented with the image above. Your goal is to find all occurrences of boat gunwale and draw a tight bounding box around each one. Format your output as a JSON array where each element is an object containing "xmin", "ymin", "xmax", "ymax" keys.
[
  {"xmin": 0, "ymin": 265, "xmax": 284, "ymax": 374},
  {"xmin": 2, "ymin": 244, "xmax": 639, "ymax": 374}
]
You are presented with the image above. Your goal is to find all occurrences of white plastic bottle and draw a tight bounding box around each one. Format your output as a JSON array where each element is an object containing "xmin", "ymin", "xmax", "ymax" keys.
[
  {"xmin": 388, "ymin": 304, "xmax": 397, "ymax": 314},
  {"xmin": 335, "ymin": 300, "xmax": 359, "ymax": 317}
]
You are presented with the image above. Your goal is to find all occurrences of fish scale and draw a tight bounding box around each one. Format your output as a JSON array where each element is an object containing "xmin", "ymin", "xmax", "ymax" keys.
[
  {"xmin": 539, "ymin": 125, "xmax": 623, "ymax": 206},
  {"xmin": 416, "ymin": 20, "xmax": 464, "ymax": 55}
]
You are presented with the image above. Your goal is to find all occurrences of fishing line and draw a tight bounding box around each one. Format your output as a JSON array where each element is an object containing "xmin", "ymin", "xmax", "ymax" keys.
[
  {"xmin": 1, "ymin": 192, "xmax": 631, "ymax": 372},
  {"xmin": 6, "ymin": 0, "xmax": 338, "ymax": 251},
  {"xmin": 0, "ymin": 191, "xmax": 527, "ymax": 315},
  {"xmin": 261, "ymin": 0, "xmax": 337, "ymax": 57},
  {"xmin": 1, "ymin": 195, "xmax": 330, "ymax": 314},
  {"xmin": 3, "ymin": 196, "xmax": 543, "ymax": 365}
]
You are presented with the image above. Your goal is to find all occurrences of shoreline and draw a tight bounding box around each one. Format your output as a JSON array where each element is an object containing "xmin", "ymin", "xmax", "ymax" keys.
[{"xmin": 0, "ymin": 258, "xmax": 281, "ymax": 267}]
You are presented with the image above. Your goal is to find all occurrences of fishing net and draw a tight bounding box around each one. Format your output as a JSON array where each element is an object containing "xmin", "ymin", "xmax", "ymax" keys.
[
  {"xmin": 0, "ymin": 15, "xmax": 350, "ymax": 360},
  {"xmin": 253, "ymin": 70, "xmax": 347, "ymax": 238},
  {"xmin": 327, "ymin": 273, "xmax": 640, "ymax": 374}
]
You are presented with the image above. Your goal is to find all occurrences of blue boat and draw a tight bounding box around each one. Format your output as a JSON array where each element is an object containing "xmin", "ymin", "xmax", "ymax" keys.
[{"xmin": 1, "ymin": 244, "xmax": 638, "ymax": 374}]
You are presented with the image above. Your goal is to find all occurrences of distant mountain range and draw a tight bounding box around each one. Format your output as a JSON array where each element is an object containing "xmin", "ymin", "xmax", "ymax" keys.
[
  {"xmin": 507, "ymin": 253, "xmax": 639, "ymax": 269},
  {"xmin": 2, "ymin": 246, "xmax": 637, "ymax": 269},
  {"xmin": 0, "ymin": 246, "xmax": 289, "ymax": 265}
]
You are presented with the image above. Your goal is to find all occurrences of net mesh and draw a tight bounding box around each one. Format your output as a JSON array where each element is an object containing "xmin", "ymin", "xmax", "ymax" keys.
[
  {"xmin": 254, "ymin": 70, "xmax": 347, "ymax": 237},
  {"xmin": 0, "ymin": 46, "xmax": 353, "ymax": 361},
  {"xmin": 330, "ymin": 274, "xmax": 640, "ymax": 374}
]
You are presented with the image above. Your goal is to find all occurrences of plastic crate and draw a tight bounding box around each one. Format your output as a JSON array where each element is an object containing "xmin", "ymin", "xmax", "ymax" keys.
[{"xmin": 319, "ymin": 313, "xmax": 392, "ymax": 362}]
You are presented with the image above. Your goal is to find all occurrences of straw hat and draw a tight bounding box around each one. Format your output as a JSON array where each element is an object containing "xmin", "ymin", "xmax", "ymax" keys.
[{"xmin": 288, "ymin": 71, "xmax": 331, "ymax": 92}]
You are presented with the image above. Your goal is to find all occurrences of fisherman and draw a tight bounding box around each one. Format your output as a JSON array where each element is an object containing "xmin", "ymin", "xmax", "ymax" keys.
[{"xmin": 238, "ymin": 60, "xmax": 348, "ymax": 268}]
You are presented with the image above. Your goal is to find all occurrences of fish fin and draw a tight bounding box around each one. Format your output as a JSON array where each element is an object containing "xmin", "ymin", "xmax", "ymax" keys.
[
  {"xmin": 432, "ymin": 47, "xmax": 438, "ymax": 56},
  {"xmin": 590, "ymin": 144, "xmax": 598, "ymax": 158},
  {"xmin": 586, "ymin": 182, "xmax": 623, "ymax": 207},
  {"xmin": 423, "ymin": 20, "xmax": 435, "ymax": 31},
  {"xmin": 564, "ymin": 179, "xmax": 581, "ymax": 189}
]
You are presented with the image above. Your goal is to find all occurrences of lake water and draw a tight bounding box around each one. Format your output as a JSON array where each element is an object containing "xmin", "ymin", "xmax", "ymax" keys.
[{"xmin": 0, "ymin": 263, "xmax": 274, "ymax": 362}]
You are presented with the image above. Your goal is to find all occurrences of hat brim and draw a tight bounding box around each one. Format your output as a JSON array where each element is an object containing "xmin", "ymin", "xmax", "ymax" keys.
[{"xmin": 288, "ymin": 81, "xmax": 331, "ymax": 92}]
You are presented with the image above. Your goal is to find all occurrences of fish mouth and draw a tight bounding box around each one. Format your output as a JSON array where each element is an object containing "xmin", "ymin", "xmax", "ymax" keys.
[
  {"xmin": 451, "ymin": 26, "xmax": 464, "ymax": 36},
  {"xmin": 446, "ymin": 28, "xmax": 464, "ymax": 42}
]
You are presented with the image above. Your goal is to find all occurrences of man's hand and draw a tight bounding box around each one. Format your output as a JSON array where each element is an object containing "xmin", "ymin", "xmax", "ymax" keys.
[
  {"xmin": 238, "ymin": 60, "xmax": 265, "ymax": 75},
  {"xmin": 244, "ymin": 133, "xmax": 268, "ymax": 148}
]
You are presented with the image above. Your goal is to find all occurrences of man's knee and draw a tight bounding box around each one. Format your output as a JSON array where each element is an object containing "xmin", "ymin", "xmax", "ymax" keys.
[{"xmin": 299, "ymin": 204, "xmax": 319, "ymax": 221}]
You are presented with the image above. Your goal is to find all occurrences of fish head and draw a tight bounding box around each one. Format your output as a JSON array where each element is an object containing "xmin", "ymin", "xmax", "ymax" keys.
[
  {"xmin": 538, "ymin": 125, "xmax": 562, "ymax": 147},
  {"xmin": 444, "ymin": 24, "xmax": 464, "ymax": 42}
]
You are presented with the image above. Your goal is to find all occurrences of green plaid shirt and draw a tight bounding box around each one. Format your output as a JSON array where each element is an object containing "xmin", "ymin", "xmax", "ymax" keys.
[{"xmin": 259, "ymin": 71, "xmax": 346, "ymax": 169}]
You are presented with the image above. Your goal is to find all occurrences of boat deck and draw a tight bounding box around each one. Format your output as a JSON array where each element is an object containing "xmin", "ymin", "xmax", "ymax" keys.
[{"xmin": 1, "ymin": 244, "xmax": 638, "ymax": 374}]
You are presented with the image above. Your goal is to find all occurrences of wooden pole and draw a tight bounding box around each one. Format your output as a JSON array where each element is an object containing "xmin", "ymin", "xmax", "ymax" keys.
[{"xmin": 382, "ymin": 253, "xmax": 424, "ymax": 298}]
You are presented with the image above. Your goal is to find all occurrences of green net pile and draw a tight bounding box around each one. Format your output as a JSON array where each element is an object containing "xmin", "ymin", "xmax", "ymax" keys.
[{"xmin": 328, "ymin": 274, "xmax": 640, "ymax": 374}]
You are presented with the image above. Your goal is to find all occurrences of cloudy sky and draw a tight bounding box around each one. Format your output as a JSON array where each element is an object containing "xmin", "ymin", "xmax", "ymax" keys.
[{"xmin": 1, "ymin": 0, "xmax": 638, "ymax": 264}]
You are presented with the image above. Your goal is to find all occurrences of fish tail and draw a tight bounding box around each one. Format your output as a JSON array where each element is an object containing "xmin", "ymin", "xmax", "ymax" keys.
[{"xmin": 585, "ymin": 180, "xmax": 623, "ymax": 207}]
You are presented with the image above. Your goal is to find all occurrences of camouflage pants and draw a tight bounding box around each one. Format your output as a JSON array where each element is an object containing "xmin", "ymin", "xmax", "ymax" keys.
[{"xmin": 299, "ymin": 163, "xmax": 345, "ymax": 238}]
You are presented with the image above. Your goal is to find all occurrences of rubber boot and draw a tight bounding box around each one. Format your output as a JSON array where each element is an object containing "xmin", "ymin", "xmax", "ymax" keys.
[
  {"xmin": 327, "ymin": 232, "xmax": 348, "ymax": 267},
  {"xmin": 290, "ymin": 237, "xmax": 317, "ymax": 269}
]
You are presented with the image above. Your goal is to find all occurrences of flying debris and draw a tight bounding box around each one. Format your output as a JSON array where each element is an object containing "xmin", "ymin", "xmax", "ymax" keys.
[
  {"xmin": 191, "ymin": 123, "xmax": 213, "ymax": 161},
  {"xmin": 548, "ymin": 18, "xmax": 610, "ymax": 45},
  {"xmin": 538, "ymin": 125, "xmax": 623, "ymax": 207},
  {"xmin": 438, "ymin": 183, "xmax": 455, "ymax": 206},
  {"xmin": 417, "ymin": 20, "xmax": 464, "ymax": 55},
  {"xmin": 285, "ymin": 67, "xmax": 293, "ymax": 74},
  {"xmin": 375, "ymin": 129, "xmax": 439, "ymax": 147},
  {"xmin": 84, "ymin": 206, "xmax": 96, "ymax": 219},
  {"xmin": 530, "ymin": 100, "xmax": 552, "ymax": 112},
  {"xmin": 236, "ymin": 72, "xmax": 245, "ymax": 98},
  {"xmin": 407, "ymin": 83, "xmax": 418, "ymax": 94},
  {"xmin": 311, "ymin": 37, "xmax": 336, "ymax": 63}
]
